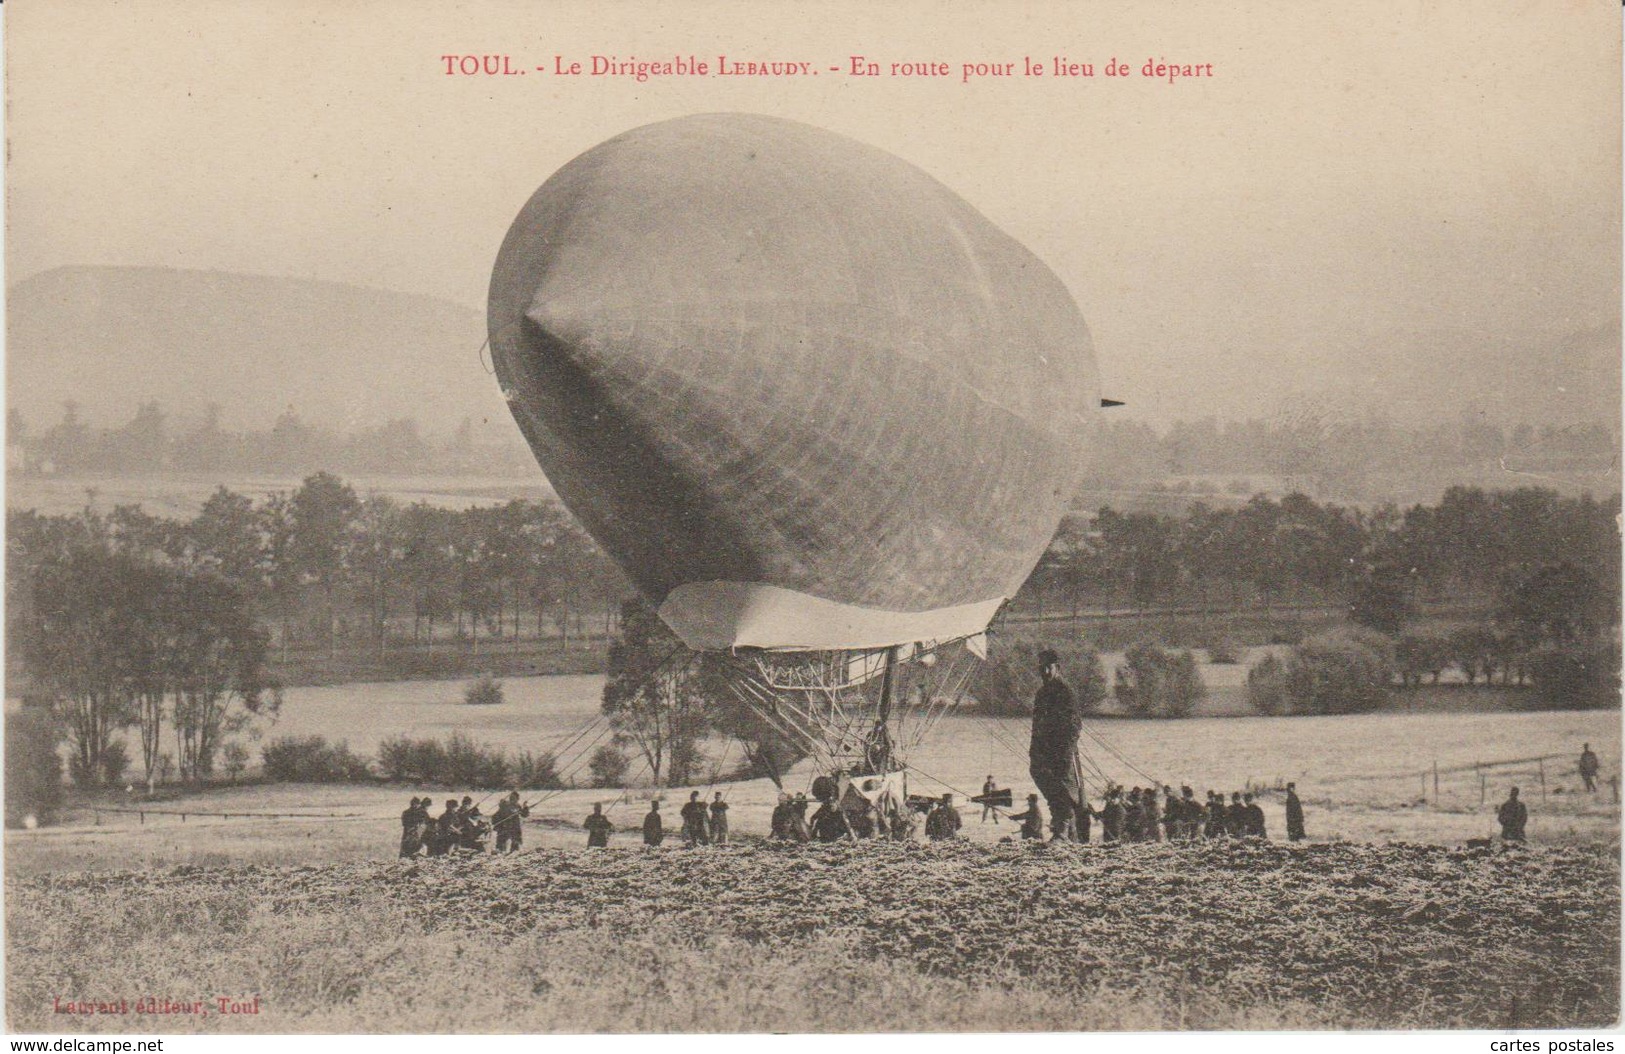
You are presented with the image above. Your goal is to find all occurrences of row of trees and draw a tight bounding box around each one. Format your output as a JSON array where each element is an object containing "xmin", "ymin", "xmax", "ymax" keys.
[
  {"xmin": 14, "ymin": 544, "xmax": 278, "ymax": 791},
  {"xmin": 9, "ymin": 403, "xmax": 537, "ymax": 478},
  {"xmin": 1023, "ymin": 486, "xmax": 1620, "ymax": 623},
  {"xmin": 1085, "ymin": 415, "xmax": 1617, "ymax": 504},
  {"xmin": 8, "ymin": 474, "xmax": 629, "ymax": 663}
]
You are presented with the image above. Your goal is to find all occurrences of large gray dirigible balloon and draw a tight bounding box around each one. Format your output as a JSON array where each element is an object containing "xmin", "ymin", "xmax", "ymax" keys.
[{"xmin": 489, "ymin": 113, "xmax": 1099, "ymax": 652}]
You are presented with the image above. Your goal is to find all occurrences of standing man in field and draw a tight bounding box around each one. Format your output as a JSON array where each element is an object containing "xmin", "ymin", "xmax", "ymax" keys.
[
  {"xmin": 584, "ymin": 802, "xmax": 614, "ymax": 847},
  {"xmin": 1029, "ymin": 648, "xmax": 1089, "ymax": 842},
  {"xmin": 642, "ymin": 799, "xmax": 665, "ymax": 846},
  {"xmin": 981, "ymin": 775, "xmax": 1000, "ymax": 824},
  {"xmin": 1497, "ymin": 787, "xmax": 1528, "ymax": 843},
  {"xmin": 1579, "ymin": 744, "xmax": 1600, "ymax": 793},
  {"xmin": 708, "ymin": 791, "xmax": 730, "ymax": 844},
  {"xmin": 1285, "ymin": 782, "xmax": 1306, "ymax": 842}
]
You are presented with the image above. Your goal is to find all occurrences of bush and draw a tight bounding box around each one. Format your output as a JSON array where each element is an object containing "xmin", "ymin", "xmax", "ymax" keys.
[
  {"xmin": 261, "ymin": 736, "xmax": 372, "ymax": 782},
  {"xmin": 587, "ymin": 744, "xmax": 630, "ymax": 787},
  {"xmin": 1279, "ymin": 631, "xmax": 1394, "ymax": 715},
  {"xmin": 1247, "ymin": 652, "xmax": 1290, "ymax": 716},
  {"xmin": 1206, "ymin": 639, "xmax": 1242, "ymax": 665},
  {"xmin": 1114, "ymin": 643, "xmax": 1205, "ymax": 718},
  {"xmin": 511, "ymin": 750, "xmax": 563, "ymax": 790},
  {"xmin": 5, "ymin": 707, "xmax": 63, "ymax": 828},
  {"xmin": 464, "ymin": 672, "xmax": 505, "ymax": 706},
  {"xmin": 1526, "ymin": 642, "xmax": 1621, "ymax": 710},
  {"xmin": 970, "ymin": 640, "xmax": 1109, "ymax": 716},
  {"xmin": 377, "ymin": 734, "xmax": 557, "ymax": 787}
]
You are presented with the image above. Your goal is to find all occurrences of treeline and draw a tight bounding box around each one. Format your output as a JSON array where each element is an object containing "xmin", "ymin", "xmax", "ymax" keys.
[
  {"xmin": 1083, "ymin": 415, "xmax": 1618, "ymax": 504},
  {"xmin": 7, "ymin": 402, "xmax": 536, "ymax": 478},
  {"xmin": 1019, "ymin": 486, "xmax": 1622, "ymax": 623},
  {"xmin": 14, "ymin": 401, "xmax": 1617, "ymax": 502},
  {"xmin": 7, "ymin": 472, "xmax": 630, "ymax": 667}
]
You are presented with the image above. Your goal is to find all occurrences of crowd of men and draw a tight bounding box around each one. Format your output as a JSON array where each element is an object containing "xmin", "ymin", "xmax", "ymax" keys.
[
  {"xmin": 399, "ymin": 792, "xmax": 530, "ymax": 858},
  {"xmin": 991, "ymin": 781, "xmax": 1306, "ymax": 844}
]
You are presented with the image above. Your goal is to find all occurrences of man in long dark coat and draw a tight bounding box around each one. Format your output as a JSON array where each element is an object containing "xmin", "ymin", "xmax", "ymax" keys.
[
  {"xmin": 642, "ymin": 800, "xmax": 665, "ymax": 846},
  {"xmin": 1284, "ymin": 782, "xmax": 1306, "ymax": 842},
  {"xmin": 1029, "ymin": 648, "xmax": 1089, "ymax": 842},
  {"xmin": 1497, "ymin": 787, "xmax": 1528, "ymax": 842}
]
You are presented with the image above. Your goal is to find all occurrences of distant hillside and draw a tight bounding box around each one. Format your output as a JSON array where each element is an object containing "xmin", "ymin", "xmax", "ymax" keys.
[{"xmin": 7, "ymin": 266, "xmax": 510, "ymax": 436}]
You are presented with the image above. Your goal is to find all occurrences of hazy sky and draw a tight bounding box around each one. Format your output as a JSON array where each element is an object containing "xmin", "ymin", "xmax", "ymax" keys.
[{"xmin": 6, "ymin": 1, "xmax": 1620, "ymax": 424}]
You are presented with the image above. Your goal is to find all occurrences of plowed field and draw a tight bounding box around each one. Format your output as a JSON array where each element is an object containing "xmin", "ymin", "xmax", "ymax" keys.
[{"xmin": 7, "ymin": 839, "xmax": 1617, "ymax": 1032}]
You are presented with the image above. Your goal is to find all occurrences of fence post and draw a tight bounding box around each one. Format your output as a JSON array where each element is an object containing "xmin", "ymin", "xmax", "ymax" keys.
[
  {"xmin": 1433, "ymin": 761, "xmax": 1439, "ymax": 798},
  {"xmin": 1479, "ymin": 765, "xmax": 1486, "ymax": 805},
  {"xmin": 1538, "ymin": 758, "xmax": 1546, "ymax": 801},
  {"xmin": 1420, "ymin": 771, "xmax": 1427, "ymax": 802}
]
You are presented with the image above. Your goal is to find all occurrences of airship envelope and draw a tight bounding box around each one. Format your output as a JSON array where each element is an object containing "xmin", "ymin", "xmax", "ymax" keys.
[{"xmin": 489, "ymin": 114, "xmax": 1099, "ymax": 652}]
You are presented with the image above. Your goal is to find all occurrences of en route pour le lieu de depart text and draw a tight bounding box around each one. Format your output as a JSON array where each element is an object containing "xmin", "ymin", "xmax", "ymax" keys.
[{"xmin": 439, "ymin": 53, "xmax": 1215, "ymax": 85}]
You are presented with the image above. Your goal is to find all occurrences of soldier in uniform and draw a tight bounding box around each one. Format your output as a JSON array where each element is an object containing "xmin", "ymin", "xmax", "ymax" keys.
[
  {"xmin": 459, "ymin": 796, "xmax": 489, "ymax": 853},
  {"xmin": 1243, "ymin": 793, "xmax": 1267, "ymax": 838},
  {"xmin": 428, "ymin": 798, "xmax": 460, "ymax": 857},
  {"xmin": 584, "ymin": 802, "xmax": 614, "ymax": 847},
  {"xmin": 1497, "ymin": 787, "xmax": 1528, "ymax": 842},
  {"xmin": 924, "ymin": 794, "xmax": 962, "ymax": 841},
  {"xmin": 1179, "ymin": 786, "xmax": 1200, "ymax": 840},
  {"xmin": 1580, "ymin": 744, "xmax": 1601, "ymax": 793},
  {"xmin": 680, "ymin": 791, "xmax": 711, "ymax": 845},
  {"xmin": 708, "ymin": 791, "xmax": 730, "ymax": 844},
  {"xmin": 1203, "ymin": 791, "xmax": 1225, "ymax": 839},
  {"xmin": 1226, "ymin": 792, "xmax": 1247, "ymax": 837},
  {"xmin": 492, "ymin": 791, "xmax": 529, "ymax": 854},
  {"xmin": 1101, "ymin": 787, "xmax": 1125, "ymax": 843},
  {"xmin": 1284, "ymin": 782, "xmax": 1306, "ymax": 842},
  {"xmin": 399, "ymin": 797, "xmax": 427, "ymax": 858},
  {"xmin": 1009, "ymin": 793, "xmax": 1046, "ymax": 840},
  {"xmin": 809, "ymin": 797, "xmax": 855, "ymax": 842},
  {"xmin": 1028, "ymin": 649, "xmax": 1089, "ymax": 842},
  {"xmin": 1161, "ymin": 785, "xmax": 1180, "ymax": 842},
  {"xmin": 981, "ymin": 775, "xmax": 1000, "ymax": 824},
  {"xmin": 642, "ymin": 800, "xmax": 665, "ymax": 846},
  {"xmin": 788, "ymin": 793, "xmax": 812, "ymax": 842}
]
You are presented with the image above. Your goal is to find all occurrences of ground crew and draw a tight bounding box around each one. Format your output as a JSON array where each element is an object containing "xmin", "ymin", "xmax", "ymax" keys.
[
  {"xmin": 1161, "ymin": 785, "xmax": 1179, "ymax": 842},
  {"xmin": 428, "ymin": 798, "xmax": 460, "ymax": 857},
  {"xmin": 1225, "ymin": 792, "xmax": 1247, "ymax": 837},
  {"xmin": 1243, "ymin": 793, "xmax": 1267, "ymax": 838},
  {"xmin": 981, "ymin": 775, "xmax": 1000, "ymax": 824},
  {"xmin": 492, "ymin": 792, "xmax": 529, "ymax": 854},
  {"xmin": 809, "ymin": 797, "xmax": 855, "ymax": 842},
  {"xmin": 398, "ymin": 797, "xmax": 429, "ymax": 858},
  {"xmin": 642, "ymin": 800, "xmax": 665, "ymax": 846},
  {"xmin": 1497, "ymin": 787, "xmax": 1528, "ymax": 842},
  {"xmin": 770, "ymin": 793, "xmax": 792, "ymax": 839},
  {"xmin": 788, "ymin": 794, "xmax": 812, "ymax": 842},
  {"xmin": 1580, "ymin": 744, "xmax": 1600, "ymax": 793},
  {"xmin": 1101, "ymin": 787, "xmax": 1124, "ymax": 843},
  {"xmin": 1028, "ymin": 649, "xmax": 1089, "ymax": 842},
  {"xmin": 1204, "ymin": 792, "xmax": 1225, "ymax": 839},
  {"xmin": 708, "ymin": 791, "xmax": 730, "ymax": 844},
  {"xmin": 680, "ymin": 791, "xmax": 710, "ymax": 845},
  {"xmin": 925, "ymin": 794, "xmax": 962, "ymax": 841},
  {"xmin": 457, "ymin": 796, "xmax": 489, "ymax": 853},
  {"xmin": 1179, "ymin": 786, "xmax": 1200, "ymax": 840},
  {"xmin": 1009, "ymin": 793, "xmax": 1045, "ymax": 840},
  {"xmin": 584, "ymin": 802, "xmax": 614, "ymax": 847},
  {"xmin": 1285, "ymin": 782, "xmax": 1306, "ymax": 842}
]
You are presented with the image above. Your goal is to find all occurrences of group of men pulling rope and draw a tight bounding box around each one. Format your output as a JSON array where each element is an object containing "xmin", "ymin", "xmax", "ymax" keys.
[{"xmin": 399, "ymin": 792, "xmax": 532, "ymax": 857}]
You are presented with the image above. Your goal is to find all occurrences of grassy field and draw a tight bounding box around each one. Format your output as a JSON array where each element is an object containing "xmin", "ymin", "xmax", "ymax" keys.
[
  {"xmin": 6, "ymin": 841, "xmax": 1617, "ymax": 1032},
  {"xmin": 8, "ymin": 673, "xmax": 1618, "ymax": 1034}
]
